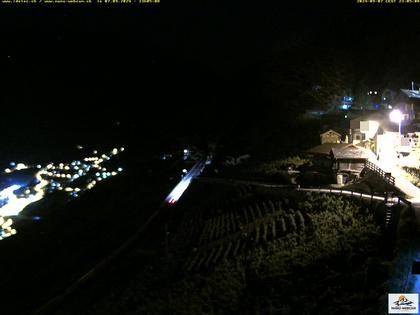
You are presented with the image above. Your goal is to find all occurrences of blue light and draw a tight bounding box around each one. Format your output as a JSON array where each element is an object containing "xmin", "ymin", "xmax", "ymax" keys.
[
  {"xmin": 339, "ymin": 96, "xmax": 353, "ymax": 111},
  {"xmin": 9, "ymin": 162, "xmax": 15, "ymax": 167}
]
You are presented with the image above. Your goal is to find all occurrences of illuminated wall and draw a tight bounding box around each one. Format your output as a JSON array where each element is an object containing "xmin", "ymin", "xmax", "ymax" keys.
[{"xmin": 360, "ymin": 120, "xmax": 379, "ymax": 139}]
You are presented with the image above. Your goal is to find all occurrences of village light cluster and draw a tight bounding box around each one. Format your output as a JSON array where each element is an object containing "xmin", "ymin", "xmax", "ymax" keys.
[
  {"xmin": 0, "ymin": 147, "xmax": 125, "ymax": 240},
  {"xmin": 0, "ymin": 217, "xmax": 16, "ymax": 240}
]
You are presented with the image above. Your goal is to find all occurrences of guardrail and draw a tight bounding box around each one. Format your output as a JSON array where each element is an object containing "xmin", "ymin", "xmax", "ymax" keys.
[
  {"xmin": 365, "ymin": 160, "xmax": 395, "ymax": 186},
  {"xmin": 297, "ymin": 187, "xmax": 409, "ymax": 206},
  {"xmin": 199, "ymin": 177, "xmax": 411, "ymax": 207}
]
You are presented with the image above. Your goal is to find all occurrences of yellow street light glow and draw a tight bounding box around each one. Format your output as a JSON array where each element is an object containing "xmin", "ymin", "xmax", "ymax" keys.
[
  {"xmin": 2, "ymin": 218, "xmax": 13, "ymax": 229},
  {"xmin": 15, "ymin": 163, "xmax": 28, "ymax": 170}
]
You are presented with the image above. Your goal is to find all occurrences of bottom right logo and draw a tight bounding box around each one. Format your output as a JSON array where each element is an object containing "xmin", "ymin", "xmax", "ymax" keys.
[{"xmin": 389, "ymin": 293, "xmax": 419, "ymax": 314}]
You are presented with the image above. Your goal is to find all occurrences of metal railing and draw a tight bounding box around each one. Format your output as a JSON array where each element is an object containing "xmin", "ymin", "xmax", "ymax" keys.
[
  {"xmin": 199, "ymin": 176, "xmax": 411, "ymax": 207},
  {"xmin": 365, "ymin": 160, "xmax": 395, "ymax": 186},
  {"xmin": 297, "ymin": 186, "xmax": 411, "ymax": 207}
]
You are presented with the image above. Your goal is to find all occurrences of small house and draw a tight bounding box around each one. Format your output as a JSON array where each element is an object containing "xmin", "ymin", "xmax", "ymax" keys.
[
  {"xmin": 320, "ymin": 129, "xmax": 341, "ymax": 144},
  {"xmin": 306, "ymin": 143, "xmax": 375, "ymax": 173}
]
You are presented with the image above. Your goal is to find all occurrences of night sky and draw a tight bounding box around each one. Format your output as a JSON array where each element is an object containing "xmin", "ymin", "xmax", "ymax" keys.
[{"xmin": 1, "ymin": 3, "xmax": 420, "ymax": 153}]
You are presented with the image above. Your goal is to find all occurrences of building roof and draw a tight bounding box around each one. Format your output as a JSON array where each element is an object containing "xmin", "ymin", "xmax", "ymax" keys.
[
  {"xmin": 349, "ymin": 110, "xmax": 399, "ymax": 133},
  {"xmin": 401, "ymin": 89, "xmax": 420, "ymax": 99},
  {"xmin": 306, "ymin": 143, "xmax": 349, "ymax": 155},
  {"xmin": 350, "ymin": 112, "xmax": 387, "ymax": 129},
  {"xmin": 320, "ymin": 129, "xmax": 341, "ymax": 137},
  {"xmin": 307, "ymin": 143, "xmax": 375, "ymax": 160},
  {"xmin": 331, "ymin": 145, "xmax": 375, "ymax": 160}
]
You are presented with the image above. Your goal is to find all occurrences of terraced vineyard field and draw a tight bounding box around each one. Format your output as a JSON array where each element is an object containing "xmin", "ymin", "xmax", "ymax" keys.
[{"xmin": 57, "ymin": 179, "xmax": 406, "ymax": 315}]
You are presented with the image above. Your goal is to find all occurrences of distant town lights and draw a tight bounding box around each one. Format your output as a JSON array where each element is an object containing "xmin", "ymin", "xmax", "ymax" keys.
[
  {"xmin": 15, "ymin": 163, "xmax": 27, "ymax": 170},
  {"xmin": 0, "ymin": 147, "xmax": 125, "ymax": 240}
]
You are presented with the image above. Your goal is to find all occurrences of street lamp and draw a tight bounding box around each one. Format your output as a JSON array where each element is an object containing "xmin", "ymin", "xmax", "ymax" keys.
[
  {"xmin": 390, "ymin": 109, "xmax": 402, "ymax": 133},
  {"xmin": 389, "ymin": 109, "xmax": 403, "ymax": 144}
]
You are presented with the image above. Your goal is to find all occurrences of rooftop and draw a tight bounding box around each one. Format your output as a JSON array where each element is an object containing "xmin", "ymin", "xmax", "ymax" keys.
[{"xmin": 307, "ymin": 143, "xmax": 376, "ymax": 160}]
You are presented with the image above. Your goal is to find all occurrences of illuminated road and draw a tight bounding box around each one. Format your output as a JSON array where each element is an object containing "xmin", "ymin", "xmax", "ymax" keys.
[
  {"xmin": 0, "ymin": 147, "xmax": 125, "ymax": 240},
  {"xmin": 165, "ymin": 157, "xmax": 210, "ymax": 205}
]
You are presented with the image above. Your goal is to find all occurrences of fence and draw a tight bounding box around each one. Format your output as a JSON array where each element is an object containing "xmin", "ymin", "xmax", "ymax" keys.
[
  {"xmin": 365, "ymin": 160, "xmax": 395, "ymax": 186},
  {"xmin": 298, "ymin": 186, "xmax": 411, "ymax": 208}
]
